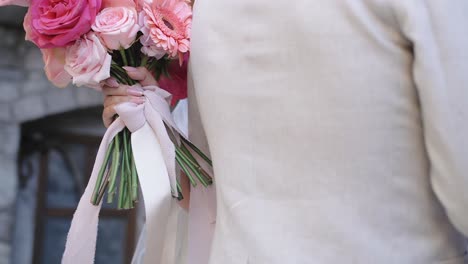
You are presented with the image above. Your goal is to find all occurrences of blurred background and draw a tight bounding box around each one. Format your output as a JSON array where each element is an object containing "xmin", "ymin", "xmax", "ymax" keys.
[{"xmin": 0, "ymin": 5, "xmax": 150, "ymax": 264}]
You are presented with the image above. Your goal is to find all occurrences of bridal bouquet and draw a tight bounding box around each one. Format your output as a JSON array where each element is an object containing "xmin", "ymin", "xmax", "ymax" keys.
[{"xmin": 1, "ymin": 0, "xmax": 213, "ymax": 262}]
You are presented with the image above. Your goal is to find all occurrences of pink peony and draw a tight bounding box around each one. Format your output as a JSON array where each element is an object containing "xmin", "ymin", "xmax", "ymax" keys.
[
  {"xmin": 158, "ymin": 53, "xmax": 189, "ymax": 106},
  {"xmin": 92, "ymin": 7, "xmax": 140, "ymax": 50},
  {"xmin": 65, "ymin": 32, "xmax": 111, "ymax": 88},
  {"xmin": 24, "ymin": 0, "xmax": 102, "ymax": 48},
  {"xmin": 139, "ymin": 0, "xmax": 191, "ymax": 63},
  {"xmin": 41, "ymin": 47, "xmax": 72, "ymax": 88}
]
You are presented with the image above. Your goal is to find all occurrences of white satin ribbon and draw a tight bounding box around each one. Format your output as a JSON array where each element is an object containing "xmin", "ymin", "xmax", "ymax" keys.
[{"xmin": 62, "ymin": 85, "xmax": 214, "ymax": 264}]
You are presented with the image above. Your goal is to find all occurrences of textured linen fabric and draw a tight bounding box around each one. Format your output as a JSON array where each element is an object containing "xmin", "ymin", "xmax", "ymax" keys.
[{"xmin": 187, "ymin": 1, "xmax": 468, "ymax": 263}]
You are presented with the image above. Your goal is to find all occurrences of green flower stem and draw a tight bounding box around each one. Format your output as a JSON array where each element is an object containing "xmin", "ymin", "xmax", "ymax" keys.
[
  {"xmin": 91, "ymin": 138, "xmax": 115, "ymax": 205},
  {"xmin": 107, "ymin": 132, "xmax": 121, "ymax": 199},
  {"xmin": 112, "ymin": 153, "xmax": 128, "ymax": 204},
  {"xmin": 140, "ymin": 55, "xmax": 149, "ymax": 67},
  {"xmin": 111, "ymin": 64, "xmax": 133, "ymax": 84},
  {"xmin": 113, "ymin": 64, "xmax": 136, "ymax": 86},
  {"xmin": 176, "ymin": 146, "xmax": 211, "ymax": 184},
  {"xmin": 148, "ymin": 59, "xmax": 159, "ymax": 73},
  {"xmin": 130, "ymin": 140, "xmax": 139, "ymax": 203},
  {"xmin": 122, "ymin": 130, "xmax": 130, "ymax": 177},
  {"xmin": 126, "ymin": 176, "xmax": 132, "ymax": 209},
  {"xmin": 120, "ymin": 48, "xmax": 128, "ymax": 66},
  {"xmin": 127, "ymin": 48, "xmax": 135, "ymax": 67},
  {"xmin": 111, "ymin": 66, "xmax": 129, "ymax": 84},
  {"xmin": 123, "ymin": 132, "xmax": 133, "ymax": 208},
  {"xmin": 176, "ymin": 181, "xmax": 183, "ymax": 201},
  {"xmin": 176, "ymin": 150, "xmax": 208, "ymax": 187},
  {"xmin": 177, "ymin": 148, "xmax": 209, "ymax": 187},
  {"xmin": 175, "ymin": 147, "xmax": 199, "ymax": 170},
  {"xmin": 111, "ymin": 71, "xmax": 122, "ymax": 83},
  {"xmin": 118, "ymin": 165, "xmax": 126, "ymax": 209},
  {"xmin": 180, "ymin": 143, "xmax": 212, "ymax": 184},
  {"xmin": 121, "ymin": 178, "xmax": 127, "ymax": 209},
  {"xmin": 181, "ymin": 137, "xmax": 213, "ymax": 166},
  {"xmin": 176, "ymin": 155, "xmax": 197, "ymax": 187},
  {"xmin": 123, "ymin": 129, "xmax": 132, "ymax": 174},
  {"xmin": 95, "ymin": 169, "xmax": 111, "ymax": 205}
]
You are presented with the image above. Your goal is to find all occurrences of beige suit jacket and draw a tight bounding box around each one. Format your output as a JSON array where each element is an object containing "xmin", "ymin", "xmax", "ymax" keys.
[{"xmin": 187, "ymin": 1, "xmax": 468, "ymax": 263}]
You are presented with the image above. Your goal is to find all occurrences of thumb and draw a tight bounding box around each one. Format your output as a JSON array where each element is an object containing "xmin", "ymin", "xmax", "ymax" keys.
[{"xmin": 123, "ymin": 66, "xmax": 158, "ymax": 87}]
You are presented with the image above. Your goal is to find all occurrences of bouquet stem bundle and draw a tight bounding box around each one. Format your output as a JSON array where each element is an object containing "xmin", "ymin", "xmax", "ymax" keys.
[{"xmin": 90, "ymin": 47, "xmax": 212, "ymax": 209}]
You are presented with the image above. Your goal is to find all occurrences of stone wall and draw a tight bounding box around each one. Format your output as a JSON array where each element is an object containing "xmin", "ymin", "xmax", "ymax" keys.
[{"xmin": 0, "ymin": 26, "xmax": 103, "ymax": 264}]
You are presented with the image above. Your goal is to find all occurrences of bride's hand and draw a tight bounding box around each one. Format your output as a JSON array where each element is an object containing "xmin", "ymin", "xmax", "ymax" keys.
[
  {"xmin": 102, "ymin": 66, "xmax": 192, "ymax": 210},
  {"xmin": 101, "ymin": 67, "xmax": 158, "ymax": 127}
]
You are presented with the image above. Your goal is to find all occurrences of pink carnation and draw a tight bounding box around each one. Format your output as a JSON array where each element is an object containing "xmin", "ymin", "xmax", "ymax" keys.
[{"xmin": 139, "ymin": 0, "xmax": 191, "ymax": 63}]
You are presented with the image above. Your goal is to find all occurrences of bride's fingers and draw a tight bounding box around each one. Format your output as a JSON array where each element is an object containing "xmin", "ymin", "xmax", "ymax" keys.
[
  {"xmin": 104, "ymin": 77, "xmax": 119, "ymax": 88},
  {"xmin": 102, "ymin": 106, "xmax": 116, "ymax": 128},
  {"xmin": 102, "ymin": 95, "xmax": 146, "ymax": 127},
  {"xmin": 104, "ymin": 95, "xmax": 145, "ymax": 108},
  {"xmin": 102, "ymin": 84, "xmax": 130, "ymax": 96},
  {"xmin": 123, "ymin": 66, "xmax": 158, "ymax": 86}
]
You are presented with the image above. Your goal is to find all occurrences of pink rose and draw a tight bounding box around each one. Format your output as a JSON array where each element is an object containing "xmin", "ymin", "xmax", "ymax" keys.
[
  {"xmin": 24, "ymin": 0, "xmax": 102, "ymax": 48},
  {"xmin": 41, "ymin": 47, "xmax": 72, "ymax": 88},
  {"xmin": 92, "ymin": 7, "xmax": 140, "ymax": 50},
  {"xmin": 65, "ymin": 32, "xmax": 111, "ymax": 88}
]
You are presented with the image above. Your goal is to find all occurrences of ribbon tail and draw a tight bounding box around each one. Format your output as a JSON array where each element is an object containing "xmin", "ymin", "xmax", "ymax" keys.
[
  {"xmin": 62, "ymin": 119, "xmax": 125, "ymax": 264},
  {"xmin": 145, "ymin": 104, "xmax": 178, "ymax": 197},
  {"xmin": 131, "ymin": 123, "xmax": 174, "ymax": 264}
]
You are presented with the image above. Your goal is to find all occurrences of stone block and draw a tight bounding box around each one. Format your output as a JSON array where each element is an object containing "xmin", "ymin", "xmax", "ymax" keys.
[
  {"xmin": 22, "ymin": 71, "xmax": 50, "ymax": 94},
  {"xmin": 0, "ymin": 8, "xmax": 27, "ymax": 33},
  {"xmin": 0, "ymin": 125, "xmax": 19, "ymax": 156},
  {"xmin": 0, "ymin": 243, "xmax": 11, "ymax": 264},
  {"xmin": 0, "ymin": 69, "xmax": 23, "ymax": 82},
  {"xmin": 0, "ymin": 26, "xmax": 21, "ymax": 48},
  {"xmin": 13, "ymin": 95, "xmax": 46, "ymax": 122},
  {"xmin": 0, "ymin": 103, "xmax": 11, "ymax": 122},
  {"xmin": 24, "ymin": 47, "xmax": 44, "ymax": 71},
  {"xmin": 0, "ymin": 211, "xmax": 12, "ymax": 242},
  {"xmin": 0, "ymin": 47, "xmax": 18, "ymax": 68},
  {"xmin": 0, "ymin": 81, "xmax": 20, "ymax": 103},
  {"xmin": 75, "ymin": 87, "xmax": 103, "ymax": 108},
  {"xmin": 45, "ymin": 87, "xmax": 77, "ymax": 115},
  {"xmin": 0, "ymin": 156, "xmax": 17, "ymax": 209}
]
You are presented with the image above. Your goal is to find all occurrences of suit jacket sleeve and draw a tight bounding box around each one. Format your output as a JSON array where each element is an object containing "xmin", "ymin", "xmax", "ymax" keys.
[
  {"xmin": 393, "ymin": 0, "xmax": 468, "ymax": 236},
  {"xmin": 186, "ymin": 66, "xmax": 217, "ymax": 264}
]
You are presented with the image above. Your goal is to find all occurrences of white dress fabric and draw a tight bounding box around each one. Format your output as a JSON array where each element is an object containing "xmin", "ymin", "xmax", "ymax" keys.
[{"xmin": 186, "ymin": 0, "xmax": 468, "ymax": 263}]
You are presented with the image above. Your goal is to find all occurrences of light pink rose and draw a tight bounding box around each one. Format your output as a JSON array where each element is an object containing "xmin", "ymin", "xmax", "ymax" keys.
[
  {"xmin": 65, "ymin": 32, "xmax": 111, "ymax": 88},
  {"xmin": 41, "ymin": 48, "xmax": 72, "ymax": 88},
  {"xmin": 24, "ymin": 0, "xmax": 102, "ymax": 48},
  {"xmin": 92, "ymin": 7, "xmax": 140, "ymax": 50},
  {"xmin": 0, "ymin": 0, "xmax": 29, "ymax": 7}
]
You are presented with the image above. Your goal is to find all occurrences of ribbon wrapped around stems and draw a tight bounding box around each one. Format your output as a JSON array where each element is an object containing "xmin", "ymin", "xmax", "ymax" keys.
[{"xmin": 62, "ymin": 85, "xmax": 213, "ymax": 264}]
